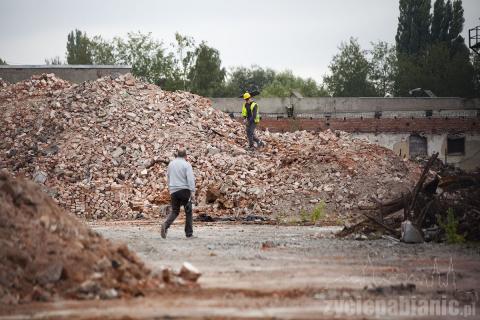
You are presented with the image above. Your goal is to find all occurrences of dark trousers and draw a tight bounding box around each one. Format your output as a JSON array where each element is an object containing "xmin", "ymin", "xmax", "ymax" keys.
[
  {"xmin": 246, "ymin": 122, "xmax": 260, "ymax": 147},
  {"xmin": 164, "ymin": 189, "xmax": 193, "ymax": 236}
]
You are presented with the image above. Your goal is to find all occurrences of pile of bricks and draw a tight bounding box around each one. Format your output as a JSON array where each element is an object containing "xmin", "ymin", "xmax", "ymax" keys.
[{"xmin": 0, "ymin": 73, "xmax": 420, "ymax": 220}]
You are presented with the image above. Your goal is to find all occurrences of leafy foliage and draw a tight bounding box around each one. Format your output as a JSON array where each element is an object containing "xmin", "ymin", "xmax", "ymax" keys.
[
  {"xmin": 369, "ymin": 41, "xmax": 397, "ymax": 96},
  {"xmin": 45, "ymin": 56, "xmax": 63, "ymax": 65},
  {"xmin": 262, "ymin": 71, "xmax": 327, "ymax": 97},
  {"xmin": 113, "ymin": 32, "xmax": 175, "ymax": 86},
  {"xmin": 59, "ymin": 8, "xmax": 478, "ymax": 99},
  {"xmin": 395, "ymin": 0, "xmax": 431, "ymax": 56},
  {"xmin": 324, "ymin": 38, "xmax": 376, "ymax": 97},
  {"xmin": 437, "ymin": 208, "xmax": 465, "ymax": 243},
  {"xmin": 188, "ymin": 42, "xmax": 226, "ymax": 97},
  {"xmin": 66, "ymin": 29, "xmax": 93, "ymax": 64},
  {"xmin": 310, "ymin": 201, "xmax": 326, "ymax": 224},
  {"xmin": 394, "ymin": 0, "xmax": 474, "ymax": 97},
  {"xmin": 90, "ymin": 36, "xmax": 116, "ymax": 65},
  {"xmin": 0, "ymin": 58, "xmax": 7, "ymax": 65},
  {"xmin": 222, "ymin": 65, "xmax": 276, "ymax": 96},
  {"xmin": 473, "ymin": 53, "xmax": 480, "ymax": 96},
  {"xmin": 171, "ymin": 32, "xmax": 197, "ymax": 91},
  {"xmin": 298, "ymin": 201, "xmax": 327, "ymax": 225}
]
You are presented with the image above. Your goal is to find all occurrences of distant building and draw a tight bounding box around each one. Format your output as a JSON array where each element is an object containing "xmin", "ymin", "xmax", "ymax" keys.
[
  {"xmin": 211, "ymin": 97, "xmax": 480, "ymax": 171},
  {"xmin": 0, "ymin": 65, "xmax": 132, "ymax": 84}
]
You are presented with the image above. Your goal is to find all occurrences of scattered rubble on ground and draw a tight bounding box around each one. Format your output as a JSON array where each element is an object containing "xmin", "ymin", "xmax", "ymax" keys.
[
  {"xmin": 337, "ymin": 153, "xmax": 480, "ymax": 242},
  {"xmin": 0, "ymin": 73, "xmax": 420, "ymax": 221},
  {"xmin": 178, "ymin": 262, "xmax": 202, "ymax": 282},
  {"xmin": 0, "ymin": 171, "xmax": 200, "ymax": 305},
  {"xmin": 0, "ymin": 77, "xmax": 9, "ymax": 88}
]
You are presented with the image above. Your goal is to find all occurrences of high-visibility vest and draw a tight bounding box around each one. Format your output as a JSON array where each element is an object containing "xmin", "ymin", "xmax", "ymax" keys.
[{"xmin": 241, "ymin": 102, "xmax": 260, "ymax": 124}]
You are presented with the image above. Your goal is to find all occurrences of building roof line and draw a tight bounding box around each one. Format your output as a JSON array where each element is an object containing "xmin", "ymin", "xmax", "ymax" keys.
[{"xmin": 0, "ymin": 65, "xmax": 132, "ymax": 69}]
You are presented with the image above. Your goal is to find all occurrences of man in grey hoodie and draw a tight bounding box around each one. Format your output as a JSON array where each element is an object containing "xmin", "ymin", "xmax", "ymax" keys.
[{"xmin": 161, "ymin": 148, "xmax": 196, "ymax": 239}]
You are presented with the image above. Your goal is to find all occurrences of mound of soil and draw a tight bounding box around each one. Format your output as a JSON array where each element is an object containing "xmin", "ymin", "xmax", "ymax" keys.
[{"xmin": 0, "ymin": 171, "xmax": 160, "ymax": 304}]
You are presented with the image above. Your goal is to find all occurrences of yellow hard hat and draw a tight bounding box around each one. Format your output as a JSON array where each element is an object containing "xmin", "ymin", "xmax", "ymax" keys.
[{"xmin": 243, "ymin": 92, "xmax": 251, "ymax": 100}]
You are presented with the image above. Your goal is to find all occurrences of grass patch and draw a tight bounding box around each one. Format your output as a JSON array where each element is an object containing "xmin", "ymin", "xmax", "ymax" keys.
[
  {"xmin": 310, "ymin": 201, "xmax": 326, "ymax": 224},
  {"xmin": 437, "ymin": 208, "xmax": 465, "ymax": 244},
  {"xmin": 297, "ymin": 201, "xmax": 326, "ymax": 225}
]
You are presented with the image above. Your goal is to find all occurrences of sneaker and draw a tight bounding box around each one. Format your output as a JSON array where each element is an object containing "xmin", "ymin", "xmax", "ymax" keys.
[{"xmin": 161, "ymin": 223, "xmax": 167, "ymax": 239}]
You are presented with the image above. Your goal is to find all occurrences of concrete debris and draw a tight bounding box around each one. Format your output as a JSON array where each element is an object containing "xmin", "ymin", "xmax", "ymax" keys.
[
  {"xmin": 100, "ymin": 288, "xmax": 119, "ymax": 299},
  {"xmin": 178, "ymin": 262, "xmax": 201, "ymax": 282},
  {"xmin": 111, "ymin": 147, "xmax": 124, "ymax": 158},
  {"xmin": 0, "ymin": 77, "xmax": 8, "ymax": 88},
  {"xmin": 33, "ymin": 170, "xmax": 48, "ymax": 184},
  {"xmin": 0, "ymin": 73, "xmax": 419, "ymax": 220},
  {"xmin": 400, "ymin": 220, "xmax": 424, "ymax": 243}
]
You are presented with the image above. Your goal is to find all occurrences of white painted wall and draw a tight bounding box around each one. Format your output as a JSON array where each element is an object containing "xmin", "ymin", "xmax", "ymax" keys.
[{"xmin": 352, "ymin": 132, "xmax": 480, "ymax": 171}]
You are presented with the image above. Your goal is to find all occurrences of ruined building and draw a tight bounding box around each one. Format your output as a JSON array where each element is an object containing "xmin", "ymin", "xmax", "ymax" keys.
[{"xmin": 212, "ymin": 97, "xmax": 480, "ymax": 171}]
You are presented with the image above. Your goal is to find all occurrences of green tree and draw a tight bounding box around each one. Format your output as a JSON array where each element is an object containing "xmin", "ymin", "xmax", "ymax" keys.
[
  {"xmin": 394, "ymin": 0, "xmax": 473, "ymax": 97},
  {"xmin": 66, "ymin": 29, "xmax": 93, "ymax": 64},
  {"xmin": 222, "ymin": 65, "xmax": 276, "ymax": 96},
  {"xmin": 114, "ymin": 32, "xmax": 175, "ymax": 86},
  {"xmin": 449, "ymin": 0, "xmax": 464, "ymax": 41},
  {"xmin": 395, "ymin": 42, "xmax": 474, "ymax": 97},
  {"xmin": 445, "ymin": 44, "xmax": 474, "ymax": 96},
  {"xmin": 395, "ymin": 0, "xmax": 431, "ymax": 56},
  {"xmin": 0, "ymin": 58, "xmax": 7, "ymax": 65},
  {"xmin": 45, "ymin": 56, "xmax": 63, "ymax": 65},
  {"xmin": 188, "ymin": 42, "xmax": 226, "ymax": 97},
  {"xmin": 171, "ymin": 32, "xmax": 197, "ymax": 91},
  {"xmin": 394, "ymin": 54, "xmax": 424, "ymax": 95},
  {"xmin": 440, "ymin": 0, "xmax": 453, "ymax": 41},
  {"xmin": 262, "ymin": 70, "xmax": 327, "ymax": 97},
  {"xmin": 369, "ymin": 41, "xmax": 397, "ymax": 96},
  {"xmin": 431, "ymin": 0, "xmax": 445, "ymax": 42},
  {"xmin": 90, "ymin": 35, "xmax": 117, "ymax": 64},
  {"xmin": 473, "ymin": 53, "xmax": 480, "ymax": 97},
  {"xmin": 431, "ymin": 0, "xmax": 473, "ymax": 96},
  {"xmin": 324, "ymin": 38, "xmax": 376, "ymax": 97}
]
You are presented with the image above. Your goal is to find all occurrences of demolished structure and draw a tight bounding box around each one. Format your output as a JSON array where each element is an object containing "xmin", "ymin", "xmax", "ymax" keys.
[
  {"xmin": 338, "ymin": 153, "xmax": 480, "ymax": 242},
  {"xmin": 0, "ymin": 73, "xmax": 421, "ymax": 221}
]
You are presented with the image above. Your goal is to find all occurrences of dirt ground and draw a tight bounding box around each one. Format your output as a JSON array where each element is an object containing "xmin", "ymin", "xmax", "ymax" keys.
[{"xmin": 1, "ymin": 221, "xmax": 479, "ymax": 319}]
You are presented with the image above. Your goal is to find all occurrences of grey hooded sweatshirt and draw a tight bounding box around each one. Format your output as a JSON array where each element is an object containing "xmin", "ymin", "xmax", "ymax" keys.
[{"xmin": 167, "ymin": 157, "xmax": 196, "ymax": 194}]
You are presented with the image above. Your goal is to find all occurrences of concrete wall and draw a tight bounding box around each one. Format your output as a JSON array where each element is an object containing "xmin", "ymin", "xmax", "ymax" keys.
[
  {"xmin": 0, "ymin": 65, "xmax": 132, "ymax": 84},
  {"xmin": 212, "ymin": 97, "xmax": 480, "ymax": 118},
  {"xmin": 353, "ymin": 132, "xmax": 480, "ymax": 171}
]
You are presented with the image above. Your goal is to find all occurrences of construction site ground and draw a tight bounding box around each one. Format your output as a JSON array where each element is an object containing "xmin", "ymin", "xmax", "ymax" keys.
[{"xmin": 2, "ymin": 221, "xmax": 479, "ymax": 320}]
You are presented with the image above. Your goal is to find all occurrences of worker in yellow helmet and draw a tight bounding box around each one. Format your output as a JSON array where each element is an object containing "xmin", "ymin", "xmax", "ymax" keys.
[{"xmin": 241, "ymin": 92, "xmax": 264, "ymax": 149}]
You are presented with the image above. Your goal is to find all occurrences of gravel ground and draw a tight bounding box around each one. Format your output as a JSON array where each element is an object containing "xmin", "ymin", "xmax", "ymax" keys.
[{"xmin": 2, "ymin": 222, "xmax": 479, "ymax": 319}]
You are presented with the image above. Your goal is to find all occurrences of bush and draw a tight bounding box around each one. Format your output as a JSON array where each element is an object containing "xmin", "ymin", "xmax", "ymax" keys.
[
  {"xmin": 311, "ymin": 201, "xmax": 326, "ymax": 224},
  {"xmin": 437, "ymin": 208, "xmax": 465, "ymax": 244}
]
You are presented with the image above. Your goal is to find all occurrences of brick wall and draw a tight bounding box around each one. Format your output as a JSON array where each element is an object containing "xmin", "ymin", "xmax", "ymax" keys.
[{"xmin": 256, "ymin": 117, "xmax": 480, "ymax": 134}]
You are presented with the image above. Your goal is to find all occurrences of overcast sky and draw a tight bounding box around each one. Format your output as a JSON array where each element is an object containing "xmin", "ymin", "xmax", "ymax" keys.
[{"xmin": 1, "ymin": 0, "xmax": 479, "ymax": 82}]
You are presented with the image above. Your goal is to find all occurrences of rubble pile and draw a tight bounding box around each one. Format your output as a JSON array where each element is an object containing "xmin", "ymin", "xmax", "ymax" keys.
[
  {"xmin": 0, "ymin": 73, "xmax": 420, "ymax": 220},
  {"xmin": 0, "ymin": 77, "xmax": 9, "ymax": 88},
  {"xmin": 0, "ymin": 73, "xmax": 69, "ymax": 100},
  {"xmin": 338, "ymin": 153, "xmax": 480, "ymax": 242},
  {"xmin": 0, "ymin": 171, "xmax": 160, "ymax": 304}
]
